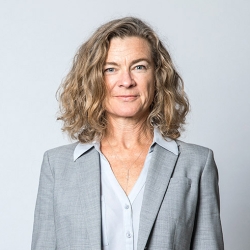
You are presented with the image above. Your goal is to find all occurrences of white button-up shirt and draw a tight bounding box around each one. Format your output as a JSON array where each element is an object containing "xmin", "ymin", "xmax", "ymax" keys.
[{"xmin": 74, "ymin": 128, "xmax": 178, "ymax": 250}]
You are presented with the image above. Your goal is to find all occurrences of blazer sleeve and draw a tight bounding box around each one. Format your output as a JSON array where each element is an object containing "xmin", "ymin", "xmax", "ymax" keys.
[
  {"xmin": 191, "ymin": 149, "xmax": 224, "ymax": 250},
  {"xmin": 31, "ymin": 151, "xmax": 56, "ymax": 250}
]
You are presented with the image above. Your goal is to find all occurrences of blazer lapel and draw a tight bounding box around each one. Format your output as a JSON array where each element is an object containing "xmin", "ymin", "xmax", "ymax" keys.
[
  {"xmin": 76, "ymin": 148, "xmax": 102, "ymax": 250},
  {"xmin": 137, "ymin": 144, "xmax": 179, "ymax": 250}
]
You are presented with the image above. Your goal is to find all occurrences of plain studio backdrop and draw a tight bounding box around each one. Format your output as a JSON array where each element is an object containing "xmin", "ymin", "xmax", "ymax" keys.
[{"xmin": 0, "ymin": 1, "xmax": 249, "ymax": 249}]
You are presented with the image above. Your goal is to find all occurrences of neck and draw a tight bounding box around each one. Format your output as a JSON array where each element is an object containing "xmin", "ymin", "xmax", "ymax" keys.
[{"xmin": 102, "ymin": 116, "xmax": 153, "ymax": 149}]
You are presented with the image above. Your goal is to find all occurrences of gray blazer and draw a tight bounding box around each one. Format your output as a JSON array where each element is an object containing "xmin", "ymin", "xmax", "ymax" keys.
[{"xmin": 32, "ymin": 140, "xmax": 224, "ymax": 250}]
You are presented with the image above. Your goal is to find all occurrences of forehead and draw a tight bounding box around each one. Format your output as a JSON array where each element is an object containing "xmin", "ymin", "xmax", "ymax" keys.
[{"xmin": 106, "ymin": 36, "xmax": 152, "ymax": 61}]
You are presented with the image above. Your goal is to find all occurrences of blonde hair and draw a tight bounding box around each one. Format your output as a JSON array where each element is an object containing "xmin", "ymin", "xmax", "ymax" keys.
[{"xmin": 57, "ymin": 17, "xmax": 189, "ymax": 142}]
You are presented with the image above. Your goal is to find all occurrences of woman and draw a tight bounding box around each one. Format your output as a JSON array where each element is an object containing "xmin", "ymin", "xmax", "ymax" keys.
[{"xmin": 32, "ymin": 17, "xmax": 224, "ymax": 250}]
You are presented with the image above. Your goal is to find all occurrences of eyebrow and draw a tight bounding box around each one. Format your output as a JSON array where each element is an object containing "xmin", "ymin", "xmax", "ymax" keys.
[{"xmin": 104, "ymin": 58, "xmax": 152, "ymax": 67}]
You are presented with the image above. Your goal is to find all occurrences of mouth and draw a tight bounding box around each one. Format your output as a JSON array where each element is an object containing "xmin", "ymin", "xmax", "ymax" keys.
[{"xmin": 115, "ymin": 95, "xmax": 139, "ymax": 101}]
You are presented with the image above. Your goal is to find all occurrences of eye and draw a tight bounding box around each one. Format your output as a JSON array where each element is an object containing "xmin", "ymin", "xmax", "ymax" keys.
[
  {"xmin": 103, "ymin": 68, "xmax": 115, "ymax": 73},
  {"xmin": 133, "ymin": 65, "xmax": 148, "ymax": 71},
  {"xmin": 135, "ymin": 65, "xmax": 146, "ymax": 70}
]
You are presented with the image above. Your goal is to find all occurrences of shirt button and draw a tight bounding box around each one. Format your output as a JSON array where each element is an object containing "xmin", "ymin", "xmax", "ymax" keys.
[
  {"xmin": 126, "ymin": 232, "xmax": 131, "ymax": 238},
  {"xmin": 124, "ymin": 204, "xmax": 129, "ymax": 209}
]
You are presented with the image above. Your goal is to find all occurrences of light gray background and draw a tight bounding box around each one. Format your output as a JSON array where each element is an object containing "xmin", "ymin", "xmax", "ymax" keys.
[{"xmin": 0, "ymin": 1, "xmax": 249, "ymax": 249}]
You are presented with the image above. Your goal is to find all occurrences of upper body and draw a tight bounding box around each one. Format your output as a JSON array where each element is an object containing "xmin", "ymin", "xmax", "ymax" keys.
[
  {"xmin": 32, "ymin": 17, "xmax": 224, "ymax": 249},
  {"xmin": 32, "ymin": 133, "xmax": 223, "ymax": 250}
]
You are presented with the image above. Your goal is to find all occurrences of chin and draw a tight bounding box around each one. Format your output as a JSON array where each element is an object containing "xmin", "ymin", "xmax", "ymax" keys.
[
  {"xmin": 106, "ymin": 105, "xmax": 150, "ymax": 119},
  {"xmin": 112, "ymin": 109, "xmax": 149, "ymax": 119}
]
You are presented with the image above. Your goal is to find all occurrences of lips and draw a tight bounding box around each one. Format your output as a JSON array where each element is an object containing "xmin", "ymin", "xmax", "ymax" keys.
[{"xmin": 115, "ymin": 95, "xmax": 139, "ymax": 101}]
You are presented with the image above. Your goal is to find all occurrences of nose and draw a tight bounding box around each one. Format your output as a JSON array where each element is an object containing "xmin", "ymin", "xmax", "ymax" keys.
[{"xmin": 119, "ymin": 70, "xmax": 135, "ymax": 88}]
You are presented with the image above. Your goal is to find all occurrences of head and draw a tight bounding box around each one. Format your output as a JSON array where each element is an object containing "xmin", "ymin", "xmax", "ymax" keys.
[{"xmin": 57, "ymin": 17, "xmax": 189, "ymax": 142}]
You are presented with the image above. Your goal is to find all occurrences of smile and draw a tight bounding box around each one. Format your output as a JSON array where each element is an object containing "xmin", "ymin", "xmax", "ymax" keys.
[{"xmin": 115, "ymin": 95, "xmax": 139, "ymax": 101}]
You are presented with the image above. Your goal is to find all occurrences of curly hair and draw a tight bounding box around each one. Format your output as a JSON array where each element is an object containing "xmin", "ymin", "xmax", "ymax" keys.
[{"xmin": 57, "ymin": 17, "xmax": 189, "ymax": 142}]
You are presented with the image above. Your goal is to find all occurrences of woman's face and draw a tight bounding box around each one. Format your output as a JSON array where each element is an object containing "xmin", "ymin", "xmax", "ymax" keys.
[{"xmin": 103, "ymin": 36, "xmax": 155, "ymax": 121}]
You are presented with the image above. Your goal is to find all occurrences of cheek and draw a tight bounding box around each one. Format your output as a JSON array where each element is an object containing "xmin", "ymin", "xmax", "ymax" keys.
[
  {"xmin": 104, "ymin": 76, "xmax": 112, "ymax": 91},
  {"xmin": 104, "ymin": 80, "xmax": 111, "ymax": 93},
  {"xmin": 147, "ymin": 81, "xmax": 155, "ymax": 100},
  {"xmin": 104, "ymin": 75, "xmax": 117, "ymax": 89}
]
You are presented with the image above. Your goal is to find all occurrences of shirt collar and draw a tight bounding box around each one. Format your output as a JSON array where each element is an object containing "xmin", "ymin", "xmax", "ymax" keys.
[
  {"xmin": 152, "ymin": 127, "xmax": 179, "ymax": 155},
  {"xmin": 73, "ymin": 127, "xmax": 178, "ymax": 161},
  {"xmin": 73, "ymin": 140, "xmax": 97, "ymax": 161}
]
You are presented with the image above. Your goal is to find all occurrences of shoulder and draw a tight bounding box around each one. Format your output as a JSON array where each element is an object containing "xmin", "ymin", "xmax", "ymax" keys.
[
  {"xmin": 175, "ymin": 140, "xmax": 216, "ymax": 172},
  {"xmin": 39, "ymin": 142, "xmax": 80, "ymax": 177},
  {"xmin": 176, "ymin": 140, "xmax": 211, "ymax": 156},
  {"xmin": 44, "ymin": 142, "xmax": 79, "ymax": 164}
]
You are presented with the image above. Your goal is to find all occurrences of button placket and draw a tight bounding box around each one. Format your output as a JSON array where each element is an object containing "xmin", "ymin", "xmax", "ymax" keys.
[
  {"xmin": 123, "ymin": 198, "xmax": 133, "ymax": 249},
  {"xmin": 125, "ymin": 204, "xmax": 130, "ymax": 209},
  {"xmin": 126, "ymin": 232, "xmax": 132, "ymax": 238}
]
